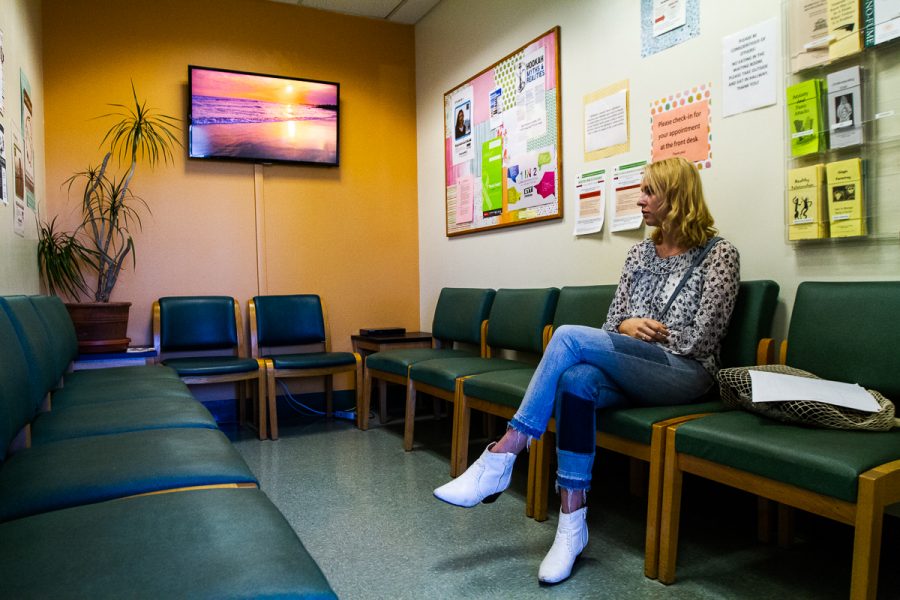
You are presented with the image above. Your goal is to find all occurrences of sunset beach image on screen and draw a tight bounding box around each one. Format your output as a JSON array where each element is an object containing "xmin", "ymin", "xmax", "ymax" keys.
[{"xmin": 188, "ymin": 66, "xmax": 339, "ymax": 166}]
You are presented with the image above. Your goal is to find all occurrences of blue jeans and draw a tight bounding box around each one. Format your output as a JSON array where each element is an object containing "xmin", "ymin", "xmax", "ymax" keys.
[{"xmin": 508, "ymin": 325, "xmax": 714, "ymax": 492}]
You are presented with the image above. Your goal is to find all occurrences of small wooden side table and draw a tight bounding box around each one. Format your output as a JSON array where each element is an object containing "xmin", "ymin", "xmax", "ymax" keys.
[{"xmin": 351, "ymin": 331, "xmax": 432, "ymax": 424}]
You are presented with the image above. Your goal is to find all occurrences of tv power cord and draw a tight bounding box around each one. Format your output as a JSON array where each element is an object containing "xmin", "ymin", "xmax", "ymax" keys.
[{"xmin": 277, "ymin": 381, "xmax": 370, "ymax": 421}]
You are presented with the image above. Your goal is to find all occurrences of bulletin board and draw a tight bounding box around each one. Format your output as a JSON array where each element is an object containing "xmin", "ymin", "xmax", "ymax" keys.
[{"xmin": 444, "ymin": 27, "xmax": 562, "ymax": 237}]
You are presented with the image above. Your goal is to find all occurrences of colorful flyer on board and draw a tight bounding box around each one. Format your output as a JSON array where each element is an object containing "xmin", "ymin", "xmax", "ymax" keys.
[
  {"xmin": 456, "ymin": 176, "xmax": 474, "ymax": 224},
  {"xmin": 517, "ymin": 47, "xmax": 547, "ymax": 140},
  {"xmin": 507, "ymin": 147, "xmax": 556, "ymax": 212},
  {"xmin": 451, "ymin": 87, "xmax": 474, "ymax": 165},
  {"xmin": 481, "ymin": 137, "xmax": 504, "ymax": 218}
]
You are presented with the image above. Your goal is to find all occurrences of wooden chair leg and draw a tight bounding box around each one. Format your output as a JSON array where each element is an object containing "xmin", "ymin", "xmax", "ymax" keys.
[
  {"xmin": 325, "ymin": 375, "xmax": 334, "ymax": 418},
  {"xmin": 657, "ymin": 429, "xmax": 683, "ymax": 585},
  {"xmin": 777, "ymin": 503, "xmax": 795, "ymax": 548},
  {"xmin": 403, "ymin": 379, "xmax": 417, "ymax": 451},
  {"xmin": 526, "ymin": 445, "xmax": 536, "ymax": 518},
  {"xmin": 360, "ymin": 369, "xmax": 372, "ymax": 430},
  {"xmin": 453, "ymin": 393, "xmax": 471, "ymax": 478},
  {"xmin": 433, "ymin": 397, "xmax": 442, "ymax": 419},
  {"xmin": 267, "ymin": 367, "xmax": 279, "ymax": 441},
  {"xmin": 353, "ymin": 358, "xmax": 363, "ymax": 427},
  {"xmin": 630, "ymin": 457, "xmax": 649, "ymax": 498},
  {"xmin": 757, "ymin": 497, "xmax": 775, "ymax": 543},
  {"xmin": 644, "ymin": 423, "xmax": 667, "ymax": 579},
  {"xmin": 256, "ymin": 372, "xmax": 267, "ymax": 440},
  {"xmin": 850, "ymin": 472, "xmax": 885, "ymax": 600},
  {"xmin": 532, "ymin": 431, "xmax": 553, "ymax": 522},
  {"xmin": 378, "ymin": 380, "xmax": 388, "ymax": 424},
  {"xmin": 237, "ymin": 381, "xmax": 247, "ymax": 427}
]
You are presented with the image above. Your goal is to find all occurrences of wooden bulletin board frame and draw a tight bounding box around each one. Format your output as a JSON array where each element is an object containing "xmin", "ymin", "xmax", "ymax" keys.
[{"xmin": 443, "ymin": 27, "xmax": 563, "ymax": 237}]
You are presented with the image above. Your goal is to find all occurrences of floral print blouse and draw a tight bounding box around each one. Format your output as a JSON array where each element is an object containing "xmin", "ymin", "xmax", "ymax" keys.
[{"xmin": 602, "ymin": 238, "xmax": 741, "ymax": 375}]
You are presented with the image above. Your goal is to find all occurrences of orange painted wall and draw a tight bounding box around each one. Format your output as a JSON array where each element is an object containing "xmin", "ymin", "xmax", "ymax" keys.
[{"xmin": 41, "ymin": 0, "xmax": 420, "ymax": 380}]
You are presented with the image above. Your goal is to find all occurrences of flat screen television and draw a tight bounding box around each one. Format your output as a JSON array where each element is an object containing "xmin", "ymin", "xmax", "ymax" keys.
[{"xmin": 188, "ymin": 65, "xmax": 339, "ymax": 166}]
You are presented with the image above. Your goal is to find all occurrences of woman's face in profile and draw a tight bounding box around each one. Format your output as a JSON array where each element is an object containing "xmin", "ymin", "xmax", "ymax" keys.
[{"xmin": 638, "ymin": 179, "xmax": 667, "ymax": 227}]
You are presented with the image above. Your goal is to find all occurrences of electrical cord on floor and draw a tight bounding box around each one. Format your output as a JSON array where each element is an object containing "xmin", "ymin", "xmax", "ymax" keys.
[{"xmin": 276, "ymin": 380, "xmax": 371, "ymax": 421}]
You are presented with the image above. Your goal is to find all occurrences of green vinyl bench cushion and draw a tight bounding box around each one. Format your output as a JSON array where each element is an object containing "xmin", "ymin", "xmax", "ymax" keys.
[
  {"xmin": 674, "ymin": 411, "xmax": 900, "ymax": 502},
  {"xmin": 462, "ymin": 368, "xmax": 535, "ymax": 410},
  {"xmin": 597, "ymin": 401, "xmax": 727, "ymax": 445},
  {"xmin": 0, "ymin": 428, "xmax": 257, "ymax": 522},
  {"xmin": 409, "ymin": 357, "xmax": 531, "ymax": 392},
  {"xmin": 268, "ymin": 351, "xmax": 356, "ymax": 370},
  {"xmin": 30, "ymin": 398, "xmax": 218, "ymax": 444},
  {"xmin": 162, "ymin": 356, "xmax": 261, "ymax": 377},
  {"xmin": 0, "ymin": 488, "xmax": 336, "ymax": 599},
  {"xmin": 366, "ymin": 348, "xmax": 474, "ymax": 376},
  {"xmin": 51, "ymin": 377, "xmax": 196, "ymax": 408},
  {"xmin": 65, "ymin": 364, "xmax": 180, "ymax": 386}
]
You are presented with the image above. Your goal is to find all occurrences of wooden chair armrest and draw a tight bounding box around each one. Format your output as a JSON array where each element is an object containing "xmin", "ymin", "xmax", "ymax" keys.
[{"xmin": 757, "ymin": 338, "xmax": 776, "ymax": 365}]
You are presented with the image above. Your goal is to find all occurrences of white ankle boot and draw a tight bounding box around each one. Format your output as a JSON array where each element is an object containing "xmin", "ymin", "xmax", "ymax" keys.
[
  {"xmin": 433, "ymin": 443, "xmax": 516, "ymax": 507},
  {"xmin": 538, "ymin": 507, "xmax": 588, "ymax": 584}
]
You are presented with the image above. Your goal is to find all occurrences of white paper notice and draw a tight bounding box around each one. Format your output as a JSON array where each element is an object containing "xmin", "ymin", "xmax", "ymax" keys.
[
  {"xmin": 653, "ymin": 0, "xmax": 687, "ymax": 37},
  {"xmin": 575, "ymin": 169, "xmax": 606, "ymax": 236},
  {"xmin": 584, "ymin": 90, "xmax": 628, "ymax": 154},
  {"xmin": 517, "ymin": 47, "xmax": 547, "ymax": 140},
  {"xmin": 722, "ymin": 18, "xmax": 778, "ymax": 118},
  {"xmin": 13, "ymin": 198, "xmax": 25, "ymax": 237},
  {"xmin": 611, "ymin": 161, "xmax": 646, "ymax": 232},
  {"xmin": 451, "ymin": 87, "xmax": 475, "ymax": 165},
  {"xmin": 749, "ymin": 371, "xmax": 881, "ymax": 413}
]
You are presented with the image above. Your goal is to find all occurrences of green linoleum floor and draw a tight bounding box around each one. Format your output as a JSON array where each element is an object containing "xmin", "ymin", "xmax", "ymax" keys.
[{"xmin": 229, "ymin": 414, "xmax": 899, "ymax": 600}]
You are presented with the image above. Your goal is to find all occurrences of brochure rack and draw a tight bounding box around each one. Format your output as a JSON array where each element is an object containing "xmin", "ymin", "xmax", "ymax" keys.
[{"xmin": 783, "ymin": 0, "xmax": 900, "ymax": 243}]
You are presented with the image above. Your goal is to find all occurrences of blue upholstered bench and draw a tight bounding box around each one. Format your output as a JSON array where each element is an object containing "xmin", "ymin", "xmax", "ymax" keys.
[{"xmin": 0, "ymin": 296, "xmax": 337, "ymax": 597}]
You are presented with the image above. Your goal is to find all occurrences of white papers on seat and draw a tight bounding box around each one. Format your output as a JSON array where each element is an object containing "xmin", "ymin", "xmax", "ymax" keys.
[{"xmin": 749, "ymin": 370, "xmax": 881, "ymax": 413}]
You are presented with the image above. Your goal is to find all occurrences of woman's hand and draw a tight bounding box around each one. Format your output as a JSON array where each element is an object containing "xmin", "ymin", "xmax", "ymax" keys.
[{"xmin": 618, "ymin": 317, "xmax": 669, "ymax": 343}]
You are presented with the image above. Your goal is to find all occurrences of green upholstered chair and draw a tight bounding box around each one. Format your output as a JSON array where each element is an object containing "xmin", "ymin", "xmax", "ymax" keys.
[
  {"xmin": 407, "ymin": 288, "xmax": 559, "ymax": 476},
  {"xmin": 359, "ymin": 287, "xmax": 495, "ymax": 431},
  {"xmin": 530, "ymin": 280, "xmax": 778, "ymax": 582},
  {"xmin": 249, "ymin": 294, "xmax": 361, "ymax": 440},
  {"xmin": 154, "ymin": 296, "xmax": 267, "ymax": 439},
  {"xmin": 0, "ymin": 489, "xmax": 336, "ymax": 599},
  {"xmin": 658, "ymin": 281, "xmax": 900, "ymax": 600},
  {"xmin": 456, "ymin": 285, "xmax": 618, "ymax": 513}
]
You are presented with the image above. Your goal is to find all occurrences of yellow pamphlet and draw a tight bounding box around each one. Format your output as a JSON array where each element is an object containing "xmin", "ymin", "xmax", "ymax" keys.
[
  {"xmin": 826, "ymin": 157, "xmax": 866, "ymax": 237},
  {"xmin": 788, "ymin": 164, "xmax": 828, "ymax": 240}
]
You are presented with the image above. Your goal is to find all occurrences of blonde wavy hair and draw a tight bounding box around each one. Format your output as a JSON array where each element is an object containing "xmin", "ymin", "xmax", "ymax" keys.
[{"xmin": 644, "ymin": 157, "xmax": 717, "ymax": 248}]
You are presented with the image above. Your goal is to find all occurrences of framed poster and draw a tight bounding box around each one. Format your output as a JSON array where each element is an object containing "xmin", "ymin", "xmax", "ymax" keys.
[{"xmin": 444, "ymin": 27, "xmax": 563, "ymax": 237}]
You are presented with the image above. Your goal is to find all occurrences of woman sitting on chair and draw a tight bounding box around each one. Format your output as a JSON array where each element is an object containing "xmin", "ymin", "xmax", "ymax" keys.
[{"xmin": 434, "ymin": 156, "xmax": 740, "ymax": 584}]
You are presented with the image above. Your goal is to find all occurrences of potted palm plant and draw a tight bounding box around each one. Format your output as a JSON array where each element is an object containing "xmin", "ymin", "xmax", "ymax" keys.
[{"xmin": 37, "ymin": 84, "xmax": 180, "ymax": 353}]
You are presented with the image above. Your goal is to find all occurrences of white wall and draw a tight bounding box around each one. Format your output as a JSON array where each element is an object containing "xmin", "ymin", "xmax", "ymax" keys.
[
  {"xmin": 415, "ymin": 0, "xmax": 900, "ymax": 338},
  {"xmin": 0, "ymin": 0, "xmax": 43, "ymax": 295}
]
